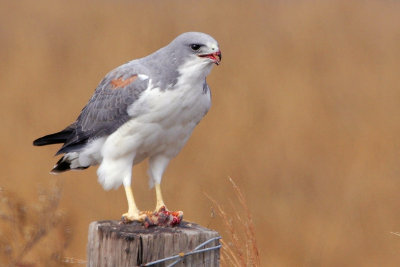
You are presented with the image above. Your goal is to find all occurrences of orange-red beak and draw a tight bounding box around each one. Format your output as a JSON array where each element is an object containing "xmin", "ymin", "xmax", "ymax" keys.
[{"xmin": 199, "ymin": 51, "xmax": 222, "ymax": 65}]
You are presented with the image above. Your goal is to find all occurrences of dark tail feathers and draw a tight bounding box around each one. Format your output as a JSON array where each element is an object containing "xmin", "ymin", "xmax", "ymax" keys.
[
  {"xmin": 51, "ymin": 156, "xmax": 88, "ymax": 174},
  {"xmin": 33, "ymin": 129, "xmax": 73, "ymax": 146}
]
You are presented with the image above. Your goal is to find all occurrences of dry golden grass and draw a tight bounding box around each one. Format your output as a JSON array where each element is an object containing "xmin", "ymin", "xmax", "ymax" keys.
[
  {"xmin": 0, "ymin": 180, "xmax": 69, "ymax": 267},
  {"xmin": 2, "ymin": 0, "xmax": 400, "ymax": 265},
  {"xmin": 207, "ymin": 178, "xmax": 260, "ymax": 267}
]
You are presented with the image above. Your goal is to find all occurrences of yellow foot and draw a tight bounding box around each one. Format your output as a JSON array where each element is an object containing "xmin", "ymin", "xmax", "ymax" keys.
[
  {"xmin": 121, "ymin": 211, "xmax": 148, "ymax": 223},
  {"xmin": 155, "ymin": 204, "xmax": 167, "ymax": 212}
]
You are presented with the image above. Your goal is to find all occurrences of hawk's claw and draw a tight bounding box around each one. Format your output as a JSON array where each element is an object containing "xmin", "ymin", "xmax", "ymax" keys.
[{"xmin": 120, "ymin": 211, "xmax": 148, "ymax": 224}]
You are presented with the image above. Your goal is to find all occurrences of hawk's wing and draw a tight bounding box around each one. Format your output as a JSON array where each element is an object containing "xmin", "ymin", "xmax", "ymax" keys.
[{"xmin": 56, "ymin": 64, "xmax": 149, "ymax": 155}]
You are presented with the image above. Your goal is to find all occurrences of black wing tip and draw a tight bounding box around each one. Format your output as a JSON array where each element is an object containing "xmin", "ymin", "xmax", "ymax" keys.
[
  {"xmin": 33, "ymin": 128, "xmax": 74, "ymax": 147},
  {"xmin": 33, "ymin": 137, "xmax": 49, "ymax": 146}
]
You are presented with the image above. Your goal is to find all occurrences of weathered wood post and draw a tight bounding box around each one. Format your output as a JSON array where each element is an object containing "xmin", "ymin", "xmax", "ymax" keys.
[{"xmin": 87, "ymin": 220, "xmax": 220, "ymax": 266}]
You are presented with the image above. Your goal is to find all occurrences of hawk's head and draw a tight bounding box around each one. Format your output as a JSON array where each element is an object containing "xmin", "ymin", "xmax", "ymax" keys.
[
  {"xmin": 169, "ymin": 32, "xmax": 222, "ymax": 67},
  {"xmin": 142, "ymin": 32, "xmax": 221, "ymax": 87}
]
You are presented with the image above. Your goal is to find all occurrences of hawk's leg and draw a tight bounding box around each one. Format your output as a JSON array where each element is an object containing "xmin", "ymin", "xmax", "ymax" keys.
[
  {"xmin": 148, "ymin": 155, "xmax": 170, "ymax": 212},
  {"xmin": 155, "ymin": 183, "xmax": 166, "ymax": 211},
  {"xmin": 144, "ymin": 182, "xmax": 183, "ymax": 227},
  {"xmin": 122, "ymin": 186, "xmax": 147, "ymax": 222},
  {"xmin": 141, "ymin": 156, "xmax": 183, "ymax": 227}
]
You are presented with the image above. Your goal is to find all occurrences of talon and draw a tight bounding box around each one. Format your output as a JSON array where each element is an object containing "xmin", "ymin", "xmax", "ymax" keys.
[
  {"xmin": 157, "ymin": 206, "xmax": 167, "ymax": 213},
  {"xmin": 121, "ymin": 186, "xmax": 149, "ymax": 223},
  {"xmin": 121, "ymin": 211, "xmax": 147, "ymax": 223}
]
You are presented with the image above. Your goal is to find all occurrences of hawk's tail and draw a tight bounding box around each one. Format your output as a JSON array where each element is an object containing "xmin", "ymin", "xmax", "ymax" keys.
[
  {"xmin": 33, "ymin": 128, "xmax": 73, "ymax": 146},
  {"xmin": 51, "ymin": 154, "xmax": 89, "ymax": 174},
  {"xmin": 34, "ymin": 128, "xmax": 89, "ymax": 174}
]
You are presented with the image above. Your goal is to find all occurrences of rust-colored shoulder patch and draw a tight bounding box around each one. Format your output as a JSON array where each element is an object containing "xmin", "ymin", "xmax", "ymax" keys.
[{"xmin": 110, "ymin": 74, "xmax": 138, "ymax": 89}]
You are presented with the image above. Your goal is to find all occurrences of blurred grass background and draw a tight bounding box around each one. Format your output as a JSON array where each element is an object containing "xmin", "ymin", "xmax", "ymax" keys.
[{"xmin": 1, "ymin": 0, "xmax": 400, "ymax": 265}]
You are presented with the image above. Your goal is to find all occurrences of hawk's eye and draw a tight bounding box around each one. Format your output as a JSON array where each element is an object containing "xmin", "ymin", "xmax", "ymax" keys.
[{"xmin": 190, "ymin": 44, "xmax": 202, "ymax": 51}]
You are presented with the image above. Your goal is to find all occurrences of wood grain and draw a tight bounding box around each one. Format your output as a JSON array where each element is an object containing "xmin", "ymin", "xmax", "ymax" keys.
[{"xmin": 87, "ymin": 220, "xmax": 220, "ymax": 267}]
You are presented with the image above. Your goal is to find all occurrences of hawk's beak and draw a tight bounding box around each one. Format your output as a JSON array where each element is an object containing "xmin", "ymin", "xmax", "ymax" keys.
[{"xmin": 199, "ymin": 51, "xmax": 222, "ymax": 65}]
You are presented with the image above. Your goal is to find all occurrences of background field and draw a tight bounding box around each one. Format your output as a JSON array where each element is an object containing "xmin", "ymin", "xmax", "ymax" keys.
[{"xmin": 1, "ymin": 0, "xmax": 400, "ymax": 265}]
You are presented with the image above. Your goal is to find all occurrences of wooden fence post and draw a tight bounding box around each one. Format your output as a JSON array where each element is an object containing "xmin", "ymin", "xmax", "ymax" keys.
[{"xmin": 87, "ymin": 220, "xmax": 220, "ymax": 266}]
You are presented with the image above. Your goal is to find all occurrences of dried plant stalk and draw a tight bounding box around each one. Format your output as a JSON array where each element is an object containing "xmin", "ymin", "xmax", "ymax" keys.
[
  {"xmin": 206, "ymin": 177, "xmax": 260, "ymax": 267},
  {"xmin": 0, "ymin": 179, "xmax": 71, "ymax": 267}
]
